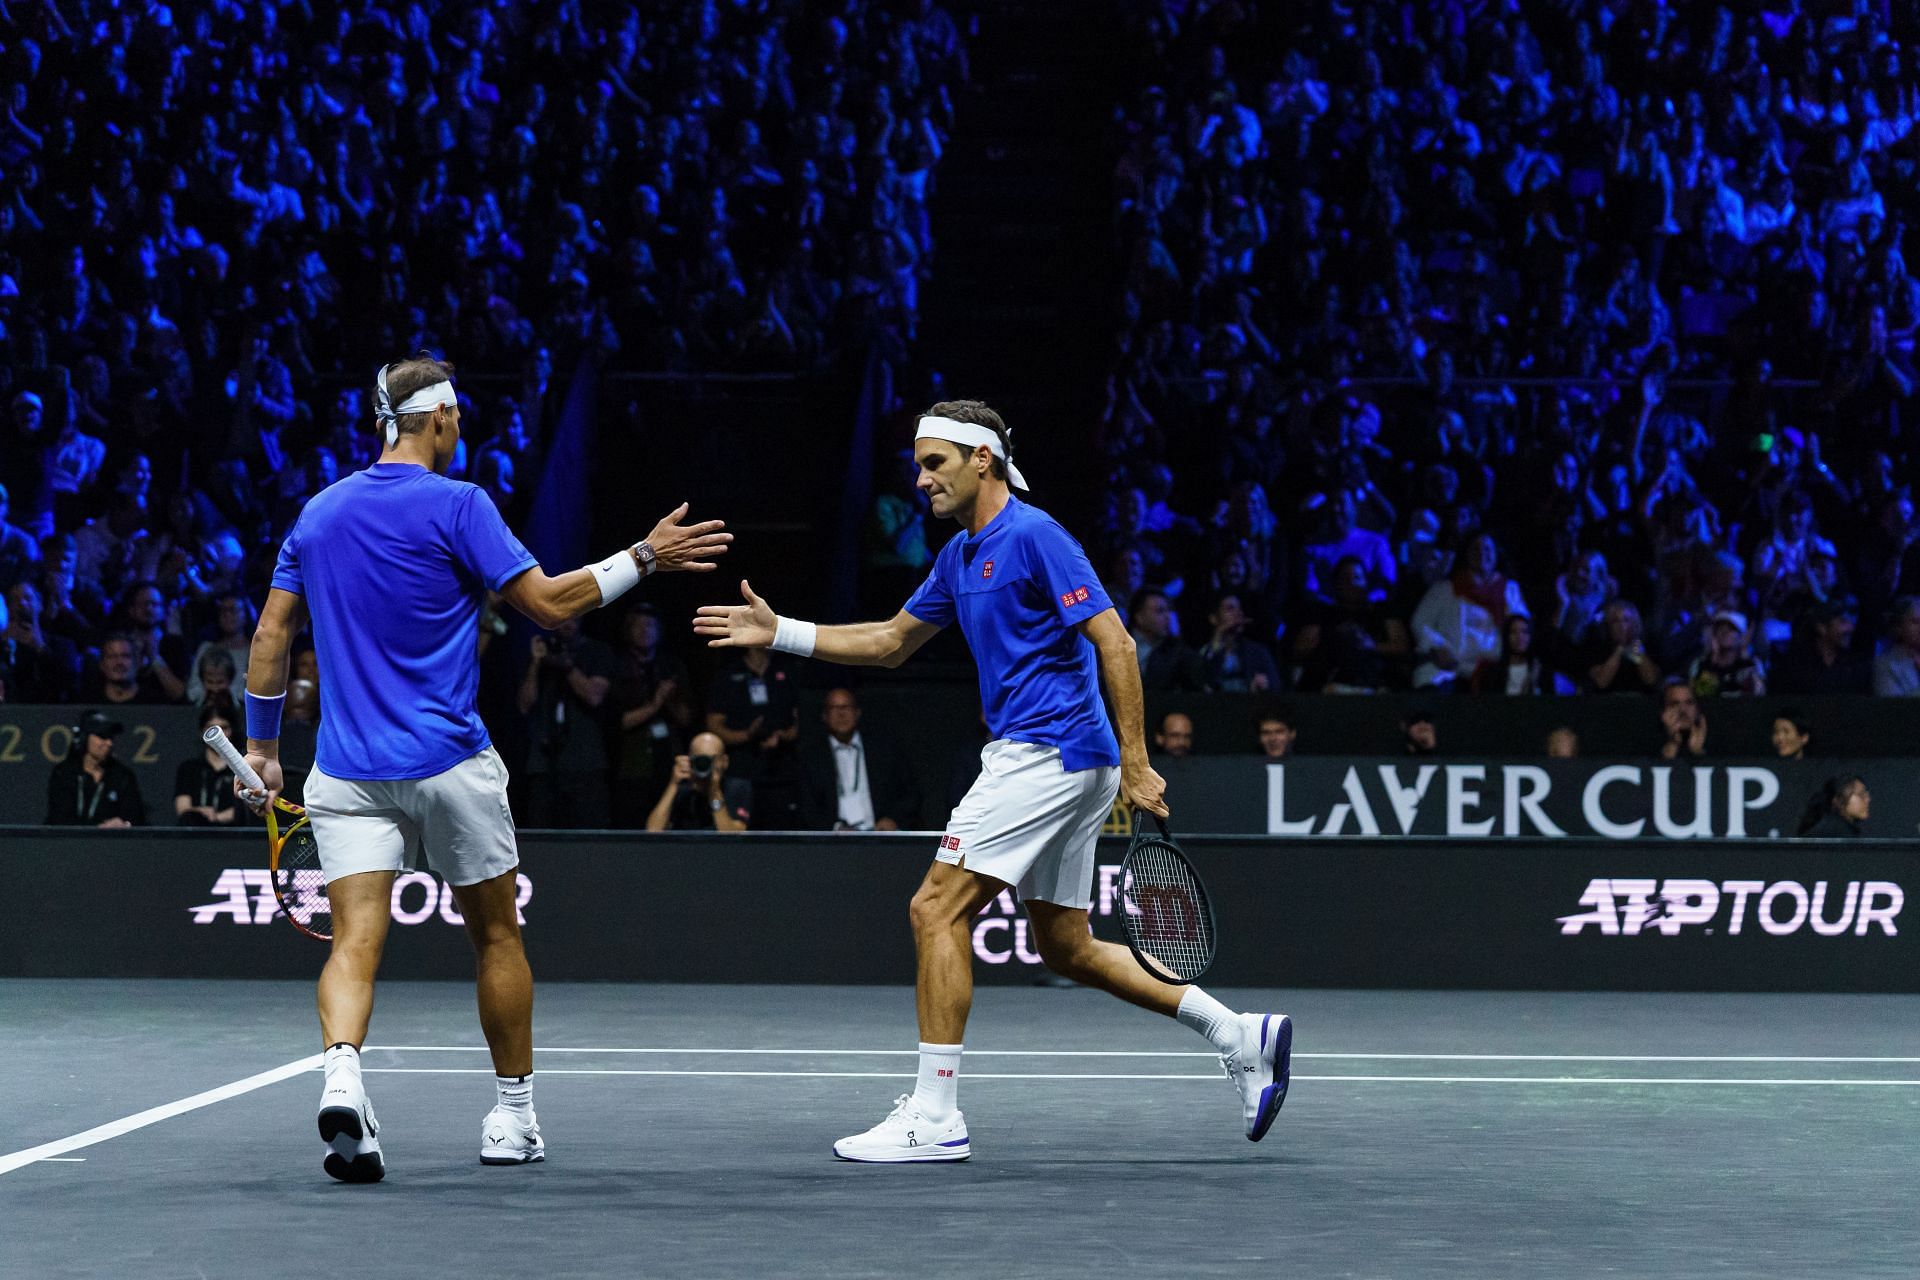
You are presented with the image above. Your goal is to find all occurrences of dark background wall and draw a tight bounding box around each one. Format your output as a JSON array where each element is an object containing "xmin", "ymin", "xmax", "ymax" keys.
[{"xmin": 6, "ymin": 830, "xmax": 1912, "ymax": 992}]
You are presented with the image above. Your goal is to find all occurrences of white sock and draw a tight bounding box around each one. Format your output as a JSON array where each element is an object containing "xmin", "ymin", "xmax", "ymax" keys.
[
  {"xmin": 324, "ymin": 1042, "xmax": 361, "ymax": 1080},
  {"xmin": 496, "ymin": 1073, "xmax": 534, "ymax": 1117},
  {"xmin": 1176, "ymin": 987, "xmax": 1242, "ymax": 1054},
  {"xmin": 912, "ymin": 1042, "xmax": 962, "ymax": 1120}
]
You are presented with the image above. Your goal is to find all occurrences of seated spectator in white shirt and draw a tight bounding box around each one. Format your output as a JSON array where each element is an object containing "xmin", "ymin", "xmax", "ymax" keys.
[{"xmin": 799, "ymin": 687, "xmax": 920, "ymax": 831}]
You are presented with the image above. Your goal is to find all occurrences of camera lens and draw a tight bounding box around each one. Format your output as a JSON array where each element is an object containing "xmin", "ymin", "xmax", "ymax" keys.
[{"xmin": 690, "ymin": 754, "xmax": 714, "ymax": 778}]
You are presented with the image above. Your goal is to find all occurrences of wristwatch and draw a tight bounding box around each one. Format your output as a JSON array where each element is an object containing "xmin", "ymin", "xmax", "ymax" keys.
[
  {"xmin": 709, "ymin": 797, "xmax": 723, "ymax": 812},
  {"xmin": 632, "ymin": 541, "xmax": 657, "ymax": 577}
]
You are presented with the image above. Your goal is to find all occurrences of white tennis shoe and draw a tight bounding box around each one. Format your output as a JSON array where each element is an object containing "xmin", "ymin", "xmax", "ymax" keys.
[
  {"xmin": 318, "ymin": 1076, "xmax": 385, "ymax": 1183},
  {"xmin": 480, "ymin": 1106, "xmax": 546, "ymax": 1165},
  {"xmin": 1222, "ymin": 1012, "xmax": 1292, "ymax": 1142},
  {"xmin": 833, "ymin": 1095, "xmax": 971, "ymax": 1163}
]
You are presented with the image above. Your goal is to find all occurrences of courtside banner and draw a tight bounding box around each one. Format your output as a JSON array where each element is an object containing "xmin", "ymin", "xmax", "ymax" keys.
[
  {"xmin": 1153, "ymin": 757, "xmax": 1920, "ymax": 840},
  {"xmin": 1, "ymin": 830, "xmax": 1913, "ymax": 991}
]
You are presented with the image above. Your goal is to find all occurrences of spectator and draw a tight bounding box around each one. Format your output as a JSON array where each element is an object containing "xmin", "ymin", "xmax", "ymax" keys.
[
  {"xmin": 1402, "ymin": 711, "xmax": 1438, "ymax": 756},
  {"xmin": 185, "ymin": 593, "xmax": 255, "ymax": 704},
  {"xmin": 1585, "ymin": 600, "xmax": 1663, "ymax": 694},
  {"xmin": 517, "ymin": 617, "xmax": 614, "ymax": 828},
  {"xmin": 2, "ymin": 581, "xmax": 80, "ymax": 703},
  {"xmin": 1471, "ymin": 615, "xmax": 1549, "ymax": 695},
  {"xmin": 46, "ymin": 710, "xmax": 143, "ymax": 827},
  {"xmin": 645, "ymin": 732, "xmax": 751, "ymax": 833},
  {"xmin": 1772, "ymin": 598, "xmax": 1869, "ymax": 695},
  {"xmin": 1772, "ymin": 711, "xmax": 1812, "ymax": 761},
  {"xmin": 1871, "ymin": 597, "xmax": 1920, "ymax": 695},
  {"xmin": 1657, "ymin": 680, "xmax": 1709, "ymax": 760},
  {"xmin": 1153, "ymin": 711, "xmax": 1195, "ymax": 760},
  {"xmin": 1410, "ymin": 534, "xmax": 1527, "ymax": 689},
  {"xmin": 110, "ymin": 581, "xmax": 189, "ymax": 703},
  {"xmin": 190, "ymin": 647, "xmax": 238, "ymax": 711},
  {"xmin": 286, "ymin": 648, "xmax": 321, "ymax": 728},
  {"xmin": 79, "ymin": 632, "xmax": 169, "ymax": 706},
  {"xmin": 706, "ymin": 649, "xmax": 801, "ymax": 829},
  {"xmin": 1254, "ymin": 709, "xmax": 1296, "ymax": 760},
  {"xmin": 1547, "ymin": 550, "xmax": 1616, "ymax": 655},
  {"xmin": 1129, "ymin": 588, "xmax": 1206, "ymax": 691},
  {"xmin": 799, "ymin": 688, "xmax": 920, "ymax": 831},
  {"xmin": 1687, "ymin": 612, "xmax": 1766, "ymax": 697},
  {"xmin": 0, "ymin": 481, "xmax": 40, "ymax": 590},
  {"xmin": 1797, "ymin": 775, "xmax": 1870, "ymax": 838},
  {"xmin": 175, "ymin": 703, "xmax": 241, "ymax": 827},
  {"xmin": 1199, "ymin": 592, "xmax": 1278, "ymax": 691},
  {"xmin": 1299, "ymin": 488, "xmax": 1394, "ymax": 603},
  {"xmin": 1545, "ymin": 727, "xmax": 1580, "ymax": 759},
  {"xmin": 606, "ymin": 602, "xmax": 693, "ymax": 827},
  {"xmin": 1292, "ymin": 555, "xmax": 1409, "ymax": 692}
]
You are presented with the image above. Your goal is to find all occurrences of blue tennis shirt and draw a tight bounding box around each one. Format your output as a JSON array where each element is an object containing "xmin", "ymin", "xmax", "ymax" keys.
[
  {"xmin": 271, "ymin": 462, "xmax": 538, "ymax": 779},
  {"xmin": 905, "ymin": 496, "xmax": 1120, "ymax": 772}
]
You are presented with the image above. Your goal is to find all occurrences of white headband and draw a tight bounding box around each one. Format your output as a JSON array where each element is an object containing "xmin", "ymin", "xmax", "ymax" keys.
[
  {"xmin": 916, "ymin": 415, "xmax": 1029, "ymax": 491},
  {"xmin": 374, "ymin": 365, "xmax": 457, "ymax": 447}
]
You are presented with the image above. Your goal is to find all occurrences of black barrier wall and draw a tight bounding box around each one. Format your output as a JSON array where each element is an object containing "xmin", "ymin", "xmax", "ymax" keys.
[{"xmin": 3, "ymin": 829, "xmax": 1911, "ymax": 992}]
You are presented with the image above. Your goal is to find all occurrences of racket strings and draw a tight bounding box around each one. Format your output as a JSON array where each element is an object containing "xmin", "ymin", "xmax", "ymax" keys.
[
  {"xmin": 1122, "ymin": 839, "xmax": 1215, "ymax": 980},
  {"xmin": 275, "ymin": 826, "xmax": 333, "ymax": 935}
]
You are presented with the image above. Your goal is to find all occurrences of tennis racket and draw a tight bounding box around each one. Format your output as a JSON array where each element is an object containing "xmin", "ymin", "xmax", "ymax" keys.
[
  {"xmin": 202, "ymin": 726, "xmax": 332, "ymax": 942},
  {"xmin": 1119, "ymin": 811, "xmax": 1217, "ymax": 985}
]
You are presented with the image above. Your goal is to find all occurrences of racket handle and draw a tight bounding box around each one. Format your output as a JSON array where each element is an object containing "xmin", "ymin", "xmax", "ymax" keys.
[
  {"xmin": 203, "ymin": 724, "xmax": 267, "ymax": 793},
  {"xmin": 1131, "ymin": 808, "xmax": 1172, "ymax": 841}
]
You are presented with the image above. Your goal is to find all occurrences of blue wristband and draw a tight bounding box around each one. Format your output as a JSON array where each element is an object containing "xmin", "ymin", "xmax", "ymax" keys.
[{"xmin": 245, "ymin": 690, "xmax": 286, "ymax": 741}]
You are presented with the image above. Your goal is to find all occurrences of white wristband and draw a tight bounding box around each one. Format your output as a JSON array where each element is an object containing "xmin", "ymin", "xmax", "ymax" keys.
[
  {"xmin": 770, "ymin": 615, "xmax": 817, "ymax": 657},
  {"xmin": 590, "ymin": 548, "xmax": 643, "ymax": 605}
]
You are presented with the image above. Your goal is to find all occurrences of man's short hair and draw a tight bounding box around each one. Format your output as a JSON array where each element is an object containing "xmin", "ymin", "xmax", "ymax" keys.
[
  {"xmin": 924, "ymin": 398, "xmax": 1010, "ymax": 481},
  {"xmin": 1256, "ymin": 704, "xmax": 1295, "ymax": 731},
  {"xmin": 384, "ymin": 353, "xmax": 457, "ymax": 439},
  {"xmin": 1129, "ymin": 587, "xmax": 1168, "ymax": 621}
]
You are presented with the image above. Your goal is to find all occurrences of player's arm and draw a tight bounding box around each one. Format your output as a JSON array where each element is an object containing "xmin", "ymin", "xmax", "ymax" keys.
[
  {"xmin": 238, "ymin": 587, "xmax": 309, "ymax": 809},
  {"xmin": 693, "ymin": 580, "xmax": 941, "ymax": 668},
  {"xmin": 498, "ymin": 502, "xmax": 732, "ymax": 629},
  {"xmin": 1078, "ymin": 606, "xmax": 1169, "ymax": 818}
]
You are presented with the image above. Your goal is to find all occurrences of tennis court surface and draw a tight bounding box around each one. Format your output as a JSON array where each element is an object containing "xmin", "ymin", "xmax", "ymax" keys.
[{"xmin": 8, "ymin": 981, "xmax": 1919, "ymax": 1278}]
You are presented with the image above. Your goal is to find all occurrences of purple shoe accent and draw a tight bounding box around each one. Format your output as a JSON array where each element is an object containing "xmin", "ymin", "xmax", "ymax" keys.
[
  {"xmin": 936, "ymin": 1137, "xmax": 969, "ymax": 1147},
  {"xmin": 1249, "ymin": 1016, "xmax": 1292, "ymax": 1143},
  {"xmin": 1260, "ymin": 1014, "xmax": 1273, "ymax": 1052}
]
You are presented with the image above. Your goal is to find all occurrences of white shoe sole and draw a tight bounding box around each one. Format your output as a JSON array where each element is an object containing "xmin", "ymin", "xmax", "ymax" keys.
[
  {"xmin": 833, "ymin": 1139, "xmax": 971, "ymax": 1163},
  {"xmin": 480, "ymin": 1146, "xmax": 546, "ymax": 1165}
]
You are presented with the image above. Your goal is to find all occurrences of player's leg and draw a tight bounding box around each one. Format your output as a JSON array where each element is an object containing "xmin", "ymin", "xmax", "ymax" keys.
[
  {"xmin": 1021, "ymin": 768, "xmax": 1292, "ymax": 1142},
  {"xmin": 315, "ymin": 869, "xmax": 396, "ymax": 1183},
  {"xmin": 910, "ymin": 859, "xmax": 1006, "ymax": 1044},
  {"xmin": 834, "ymin": 859, "xmax": 1001, "ymax": 1163},
  {"xmin": 420, "ymin": 748, "xmax": 544, "ymax": 1165}
]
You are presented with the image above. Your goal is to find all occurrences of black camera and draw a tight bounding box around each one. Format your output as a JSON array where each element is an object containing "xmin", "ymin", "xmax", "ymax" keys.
[{"xmin": 689, "ymin": 754, "xmax": 715, "ymax": 780}]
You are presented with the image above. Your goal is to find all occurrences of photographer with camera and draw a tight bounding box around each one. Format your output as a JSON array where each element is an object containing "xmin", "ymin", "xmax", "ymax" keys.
[
  {"xmin": 645, "ymin": 731, "xmax": 751, "ymax": 832},
  {"xmin": 517, "ymin": 614, "xmax": 616, "ymax": 827}
]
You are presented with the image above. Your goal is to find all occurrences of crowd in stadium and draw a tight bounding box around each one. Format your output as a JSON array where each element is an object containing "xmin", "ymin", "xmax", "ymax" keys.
[
  {"xmin": 13, "ymin": 0, "xmax": 1920, "ymax": 824},
  {"xmin": 0, "ymin": 0, "xmax": 964, "ymax": 691},
  {"xmin": 1104, "ymin": 0, "xmax": 1920, "ymax": 705}
]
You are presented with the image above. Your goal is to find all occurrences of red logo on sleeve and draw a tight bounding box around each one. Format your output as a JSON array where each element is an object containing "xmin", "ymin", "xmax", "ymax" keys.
[
  {"xmin": 1061, "ymin": 586, "xmax": 1092, "ymax": 607},
  {"xmin": 982, "ymin": 561, "xmax": 994, "ymax": 579}
]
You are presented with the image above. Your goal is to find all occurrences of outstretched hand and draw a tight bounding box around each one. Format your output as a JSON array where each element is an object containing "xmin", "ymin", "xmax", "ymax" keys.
[
  {"xmin": 646, "ymin": 503, "xmax": 733, "ymax": 573},
  {"xmin": 694, "ymin": 579, "xmax": 777, "ymax": 648}
]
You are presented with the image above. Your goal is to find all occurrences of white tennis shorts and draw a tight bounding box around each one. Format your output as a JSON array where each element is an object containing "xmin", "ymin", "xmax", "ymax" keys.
[
  {"xmin": 936, "ymin": 740, "xmax": 1120, "ymax": 910},
  {"xmin": 305, "ymin": 747, "xmax": 520, "ymax": 887}
]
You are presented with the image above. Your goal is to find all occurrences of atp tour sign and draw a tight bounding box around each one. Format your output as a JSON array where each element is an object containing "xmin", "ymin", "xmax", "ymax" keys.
[
  {"xmin": 1148, "ymin": 758, "xmax": 1920, "ymax": 839},
  {"xmin": 1558, "ymin": 878, "xmax": 1904, "ymax": 937}
]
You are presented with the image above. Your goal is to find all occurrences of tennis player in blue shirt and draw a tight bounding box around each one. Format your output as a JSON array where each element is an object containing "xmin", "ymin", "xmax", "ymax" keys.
[
  {"xmin": 696, "ymin": 399, "xmax": 1290, "ymax": 1162},
  {"xmin": 238, "ymin": 354, "xmax": 731, "ymax": 1182}
]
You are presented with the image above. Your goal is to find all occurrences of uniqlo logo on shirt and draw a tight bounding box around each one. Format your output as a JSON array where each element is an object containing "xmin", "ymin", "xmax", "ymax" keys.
[
  {"xmin": 982, "ymin": 560, "xmax": 994, "ymax": 579},
  {"xmin": 1060, "ymin": 586, "xmax": 1091, "ymax": 607},
  {"xmin": 939, "ymin": 834, "xmax": 961, "ymax": 852}
]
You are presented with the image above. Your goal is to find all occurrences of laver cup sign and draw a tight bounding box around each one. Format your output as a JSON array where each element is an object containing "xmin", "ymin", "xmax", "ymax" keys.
[{"xmin": 1149, "ymin": 757, "xmax": 1920, "ymax": 839}]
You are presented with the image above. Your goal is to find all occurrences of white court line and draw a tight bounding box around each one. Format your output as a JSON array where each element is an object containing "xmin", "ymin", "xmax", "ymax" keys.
[
  {"xmin": 0, "ymin": 1054, "xmax": 320, "ymax": 1177},
  {"xmin": 369, "ymin": 1046, "xmax": 1920, "ymax": 1064},
  {"xmin": 359, "ymin": 1067, "xmax": 1920, "ymax": 1086}
]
